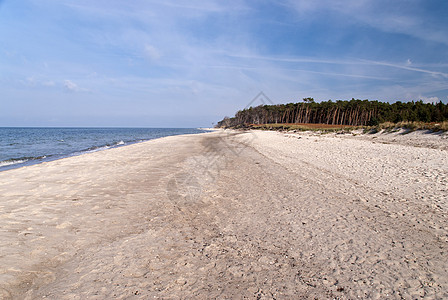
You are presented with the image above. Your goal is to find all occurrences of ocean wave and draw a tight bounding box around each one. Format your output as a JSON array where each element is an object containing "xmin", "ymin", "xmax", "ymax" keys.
[
  {"xmin": 0, "ymin": 159, "xmax": 29, "ymax": 167},
  {"xmin": 77, "ymin": 140, "xmax": 127, "ymax": 155},
  {"xmin": 0, "ymin": 156, "xmax": 47, "ymax": 168},
  {"xmin": 81, "ymin": 145, "xmax": 111, "ymax": 154}
]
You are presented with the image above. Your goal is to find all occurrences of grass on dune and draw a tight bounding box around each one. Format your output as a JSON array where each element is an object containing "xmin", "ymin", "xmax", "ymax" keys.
[
  {"xmin": 377, "ymin": 121, "xmax": 448, "ymax": 132},
  {"xmin": 239, "ymin": 121, "xmax": 448, "ymax": 133},
  {"xmin": 241, "ymin": 123, "xmax": 361, "ymax": 132}
]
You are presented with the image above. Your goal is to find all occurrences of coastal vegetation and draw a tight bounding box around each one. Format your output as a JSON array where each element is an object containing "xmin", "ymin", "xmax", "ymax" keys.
[
  {"xmin": 217, "ymin": 98, "xmax": 448, "ymax": 132},
  {"xmin": 241, "ymin": 121, "xmax": 448, "ymax": 133}
]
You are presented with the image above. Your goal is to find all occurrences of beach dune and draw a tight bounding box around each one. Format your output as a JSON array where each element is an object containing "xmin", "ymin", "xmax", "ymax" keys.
[{"xmin": 0, "ymin": 130, "xmax": 447, "ymax": 299}]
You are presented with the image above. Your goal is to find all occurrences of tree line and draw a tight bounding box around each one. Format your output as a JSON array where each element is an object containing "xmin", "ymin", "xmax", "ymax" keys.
[{"xmin": 217, "ymin": 98, "xmax": 448, "ymax": 128}]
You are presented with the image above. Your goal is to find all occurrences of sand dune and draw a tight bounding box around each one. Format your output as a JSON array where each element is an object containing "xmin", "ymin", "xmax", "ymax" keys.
[{"xmin": 0, "ymin": 130, "xmax": 447, "ymax": 299}]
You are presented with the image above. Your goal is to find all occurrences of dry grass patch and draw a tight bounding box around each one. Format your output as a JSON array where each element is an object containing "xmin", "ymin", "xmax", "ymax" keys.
[
  {"xmin": 245, "ymin": 123, "xmax": 361, "ymax": 132},
  {"xmin": 240, "ymin": 121, "xmax": 448, "ymax": 133},
  {"xmin": 371, "ymin": 121, "xmax": 448, "ymax": 132}
]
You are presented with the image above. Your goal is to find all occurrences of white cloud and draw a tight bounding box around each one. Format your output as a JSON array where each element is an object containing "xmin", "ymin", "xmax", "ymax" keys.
[
  {"xmin": 63, "ymin": 80, "xmax": 89, "ymax": 93},
  {"xmin": 7, "ymin": 0, "xmax": 446, "ymax": 119},
  {"xmin": 25, "ymin": 76, "xmax": 36, "ymax": 86},
  {"xmin": 144, "ymin": 44, "xmax": 161, "ymax": 61},
  {"xmin": 420, "ymin": 96, "xmax": 439, "ymax": 104},
  {"xmin": 21, "ymin": 77, "xmax": 56, "ymax": 88},
  {"xmin": 64, "ymin": 80, "xmax": 78, "ymax": 92}
]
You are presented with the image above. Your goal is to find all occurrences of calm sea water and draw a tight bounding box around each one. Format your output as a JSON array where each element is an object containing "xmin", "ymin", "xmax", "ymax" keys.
[{"xmin": 0, "ymin": 128, "xmax": 209, "ymax": 171}]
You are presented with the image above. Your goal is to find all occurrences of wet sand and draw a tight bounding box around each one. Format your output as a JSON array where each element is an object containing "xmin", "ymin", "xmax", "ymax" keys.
[{"xmin": 0, "ymin": 130, "xmax": 447, "ymax": 299}]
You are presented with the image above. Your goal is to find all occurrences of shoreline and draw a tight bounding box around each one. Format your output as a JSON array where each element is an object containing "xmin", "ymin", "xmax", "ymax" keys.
[
  {"xmin": 0, "ymin": 128, "xmax": 213, "ymax": 172},
  {"xmin": 1, "ymin": 130, "xmax": 447, "ymax": 299}
]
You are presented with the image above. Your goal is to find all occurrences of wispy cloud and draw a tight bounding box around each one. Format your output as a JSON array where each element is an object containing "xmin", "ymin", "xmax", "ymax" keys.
[
  {"xmin": 283, "ymin": 0, "xmax": 448, "ymax": 46},
  {"xmin": 63, "ymin": 80, "xmax": 78, "ymax": 92},
  {"xmin": 362, "ymin": 59, "xmax": 448, "ymax": 78},
  {"xmin": 144, "ymin": 44, "xmax": 161, "ymax": 61},
  {"xmin": 224, "ymin": 53, "xmax": 448, "ymax": 81},
  {"xmin": 1, "ymin": 0, "xmax": 447, "ymax": 126},
  {"xmin": 64, "ymin": 80, "xmax": 89, "ymax": 93},
  {"xmin": 147, "ymin": 0, "xmax": 246, "ymax": 12},
  {"xmin": 226, "ymin": 54, "xmax": 364, "ymax": 66},
  {"xmin": 420, "ymin": 96, "xmax": 439, "ymax": 104}
]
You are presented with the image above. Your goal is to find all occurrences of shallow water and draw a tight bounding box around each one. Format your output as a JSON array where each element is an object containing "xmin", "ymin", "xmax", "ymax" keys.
[{"xmin": 0, "ymin": 127, "xmax": 208, "ymax": 171}]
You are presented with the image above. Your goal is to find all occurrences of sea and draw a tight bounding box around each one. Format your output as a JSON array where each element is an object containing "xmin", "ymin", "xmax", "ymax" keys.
[{"xmin": 0, "ymin": 127, "xmax": 210, "ymax": 172}]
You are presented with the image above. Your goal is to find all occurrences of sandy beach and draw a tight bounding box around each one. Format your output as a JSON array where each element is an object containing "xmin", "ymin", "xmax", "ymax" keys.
[{"xmin": 1, "ymin": 129, "xmax": 447, "ymax": 299}]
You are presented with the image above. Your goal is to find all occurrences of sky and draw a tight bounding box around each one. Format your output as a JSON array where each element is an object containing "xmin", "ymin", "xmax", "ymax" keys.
[{"xmin": 1, "ymin": 0, "xmax": 448, "ymax": 127}]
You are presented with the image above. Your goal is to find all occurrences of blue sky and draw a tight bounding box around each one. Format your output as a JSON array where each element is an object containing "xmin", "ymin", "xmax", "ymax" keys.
[{"xmin": 1, "ymin": 0, "xmax": 447, "ymax": 127}]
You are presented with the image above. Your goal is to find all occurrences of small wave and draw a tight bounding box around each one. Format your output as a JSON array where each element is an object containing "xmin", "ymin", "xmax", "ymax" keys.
[
  {"xmin": 0, "ymin": 156, "xmax": 47, "ymax": 168},
  {"xmin": 84, "ymin": 141, "xmax": 125, "ymax": 153},
  {"xmin": 73, "ymin": 140, "xmax": 131, "ymax": 157},
  {"xmin": 0, "ymin": 159, "xmax": 29, "ymax": 167},
  {"xmin": 83, "ymin": 145, "xmax": 111, "ymax": 153}
]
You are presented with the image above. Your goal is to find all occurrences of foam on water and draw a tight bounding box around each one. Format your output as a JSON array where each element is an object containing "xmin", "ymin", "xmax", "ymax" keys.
[{"xmin": 0, "ymin": 159, "xmax": 29, "ymax": 167}]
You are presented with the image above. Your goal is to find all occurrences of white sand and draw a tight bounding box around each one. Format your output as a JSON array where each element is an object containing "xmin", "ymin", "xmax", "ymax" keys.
[{"xmin": 0, "ymin": 130, "xmax": 447, "ymax": 299}]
